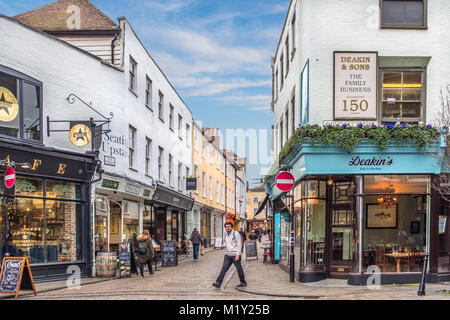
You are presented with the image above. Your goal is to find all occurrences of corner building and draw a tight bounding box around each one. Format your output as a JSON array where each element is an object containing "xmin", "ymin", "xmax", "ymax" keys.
[{"xmin": 266, "ymin": 0, "xmax": 450, "ymax": 285}]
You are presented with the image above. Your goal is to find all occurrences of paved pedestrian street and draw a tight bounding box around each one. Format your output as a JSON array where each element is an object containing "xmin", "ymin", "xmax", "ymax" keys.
[{"xmin": 13, "ymin": 239, "xmax": 450, "ymax": 300}]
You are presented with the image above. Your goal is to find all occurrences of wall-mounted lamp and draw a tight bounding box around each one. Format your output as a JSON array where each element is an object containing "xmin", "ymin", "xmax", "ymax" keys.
[{"xmin": 327, "ymin": 177, "xmax": 334, "ymax": 186}]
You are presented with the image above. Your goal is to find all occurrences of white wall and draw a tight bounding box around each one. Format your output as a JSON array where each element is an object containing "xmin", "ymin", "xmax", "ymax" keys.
[
  {"xmin": 0, "ymin": 16, "xmax": 124, "ymax": 155},
  {"xmin": 272, "ymin": 0, "xmax": 450, "ymax": 157},
  {"xmin": 120, "ymin": 18, "xmax": 193, "ymax": 195}
]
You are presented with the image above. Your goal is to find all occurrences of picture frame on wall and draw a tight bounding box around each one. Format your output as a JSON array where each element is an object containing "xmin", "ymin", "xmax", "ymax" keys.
[
  {"xmin": 366, "ymin": 204, "xmax": 398, "ymax": 229},
  {"xmin": 411, "ymin": 221, "xmax": 421, "ymax": 234}
]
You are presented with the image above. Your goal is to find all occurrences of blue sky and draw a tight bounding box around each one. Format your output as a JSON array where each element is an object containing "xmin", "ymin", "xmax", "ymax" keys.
[{"xmin": 2, "ymin": 0, "xmax": 289, "ymax": 187}]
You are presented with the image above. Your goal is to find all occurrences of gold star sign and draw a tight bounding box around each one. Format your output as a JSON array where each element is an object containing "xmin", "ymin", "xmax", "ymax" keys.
[
  {"xmin": 0, "ymin": 87, "xmax": 19, "ymax": 122},
  {"xmin": 69, "ymin": 124, "xmax": 92, "ymax": 147}
]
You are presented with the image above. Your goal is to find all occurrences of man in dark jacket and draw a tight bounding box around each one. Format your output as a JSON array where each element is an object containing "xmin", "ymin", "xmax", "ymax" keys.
[
  {"xmin": 239, "ymin": 228, "xmax": 246, "ymax": 254},
  {"xmin": 190, "ymin": 228, "xmax": 202, "ymax": 261},
  {"xmin": 136, "ymin": 230, "xmax": 154, "ymax": 278}
]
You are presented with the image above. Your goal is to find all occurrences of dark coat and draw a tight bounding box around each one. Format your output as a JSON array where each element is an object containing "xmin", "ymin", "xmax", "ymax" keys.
[
  {"xmin": 190, "ymin": 231, "xmax": 202, "ymax": 245},
  {"xmin": 136, "ymin": 234, "xmax": 154, "ymax": 263}
]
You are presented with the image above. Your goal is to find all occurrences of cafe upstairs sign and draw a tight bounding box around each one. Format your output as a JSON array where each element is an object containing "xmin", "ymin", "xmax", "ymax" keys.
[{"xmin": 334, "ymin": 52, "xmax": 377, "ymax": 120}]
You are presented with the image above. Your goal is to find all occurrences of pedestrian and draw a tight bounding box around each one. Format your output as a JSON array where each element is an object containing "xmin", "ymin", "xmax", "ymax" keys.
[
  {"xmin": 257, "ymin": 227, "xmax": 263, "ymax": 242},
  {"xmin": 129, "ymin": 233, "xmax": 139, "ymax": 276},
  {"xmin": 212, "ymin": 222, "xmax": 247, "ymax": 289},
  {"xmin": 249, "ymin": 229, "xmax": 257, "ymax": 241},
  {"xmin": 239, "ymin": 228, "xmax": 246, "ymax": 254},
  {"xmin": 189, "ymin": 228, "xmax": 202, "ymax": 261},
  {"xmin": 136, "ymin": 229, "xmax": 154, "ymax": 278}
]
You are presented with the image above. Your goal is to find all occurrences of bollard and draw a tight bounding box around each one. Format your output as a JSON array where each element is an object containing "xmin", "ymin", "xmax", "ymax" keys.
[{"xmin": 417, "ymin": 252, "xmax": 429, "ymax": 296}]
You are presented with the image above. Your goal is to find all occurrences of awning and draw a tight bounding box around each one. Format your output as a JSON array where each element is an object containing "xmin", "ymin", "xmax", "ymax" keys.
[{"xmin": 254, "ymin": 194, "xmax": 270, "ymax": 217}]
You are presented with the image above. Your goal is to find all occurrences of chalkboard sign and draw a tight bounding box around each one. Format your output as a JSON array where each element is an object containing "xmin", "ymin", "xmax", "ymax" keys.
[
  {"xmin": 245, "ymin": 241, "xmax": 258, "ymax": 260},
  {"xmin": 119, "ymin": 242, "xmax": 131, "ymax": 278},
  {"xmin": 214, "ymin": 238, "xmax": 223, "ymax": 249},
  {"xmin": 0, "ymin": 257, "xmax": 37, "ymax": 299},
  {"xmin": 161, "ymin": 241, "xmax": 178, "ymax": 267}
]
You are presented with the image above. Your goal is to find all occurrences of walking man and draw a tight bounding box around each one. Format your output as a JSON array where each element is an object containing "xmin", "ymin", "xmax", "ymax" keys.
[
  {"xmin": 189, "ymin": 228, "xmax": 202, "ymax": 261},
  {"xmin": 239, "ymin": 228, "xmax": 246, "ymax": 254},
  {"xmin": 212, "ymin": 222, "xmax": 247, "ymax": 289}
]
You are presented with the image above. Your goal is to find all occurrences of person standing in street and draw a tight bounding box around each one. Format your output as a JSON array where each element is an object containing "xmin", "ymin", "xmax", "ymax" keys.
[
  {"xmin": 239, "ymin": 228, "xmax": 246, "ymax": 254},
  {"xmin": 189, "ymin": 228, "xmax": 202, "ymax": 261},
  {"xmin": 257, "ymin": 227, "xmax": 263, "ymax": 242},
  {"xmin": 136, "ymin": 230, "xmax": 154, "ymax": 278},
  {"xmin": 212, "ymin": 222, "xmax": 247, "ymax": 289}
]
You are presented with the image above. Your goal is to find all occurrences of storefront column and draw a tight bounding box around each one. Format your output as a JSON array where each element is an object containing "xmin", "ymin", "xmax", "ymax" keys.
[
  {"xmin": 356, "ymin": 175, "xmax": 363, "ymax": 274},
  {"xmin": 427, "ymin": 177, "xmax": 431, "ymax": 272}
]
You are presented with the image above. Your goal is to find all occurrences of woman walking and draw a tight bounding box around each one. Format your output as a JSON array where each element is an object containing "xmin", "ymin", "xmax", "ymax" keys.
[{"xmin": 136, "ymin": 230, "xmax": 154, "ymax": 278}]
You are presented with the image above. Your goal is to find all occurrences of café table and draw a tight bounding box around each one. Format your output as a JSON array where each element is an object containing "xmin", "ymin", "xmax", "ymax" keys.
[{"xmin": 385, "ymin": 251, "xmax": 425, "ymax": 272}]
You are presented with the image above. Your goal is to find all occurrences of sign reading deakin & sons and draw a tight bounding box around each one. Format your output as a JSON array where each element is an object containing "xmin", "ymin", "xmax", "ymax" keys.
[{"xmin": 334, "ymin": 52, "xmax": 377, "ymax": 120}]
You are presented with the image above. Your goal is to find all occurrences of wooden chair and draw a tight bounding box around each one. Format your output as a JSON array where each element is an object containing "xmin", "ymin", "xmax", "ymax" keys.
[
  {"xmin": 375, "ymin": 246, "xmax": 386, "ymax": 271},
  {"xmin": 407, "ymin": 251, "xmax": 422, "ymax": 272}
]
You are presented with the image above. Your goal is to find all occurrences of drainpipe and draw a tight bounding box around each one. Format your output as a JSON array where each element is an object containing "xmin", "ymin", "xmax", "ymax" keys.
[{"xmin": 111, "ymin": 32, "xmax": 119, "ymax": 65}]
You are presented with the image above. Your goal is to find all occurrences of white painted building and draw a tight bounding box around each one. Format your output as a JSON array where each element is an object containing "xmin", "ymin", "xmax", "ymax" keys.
[
  {"xmin": 10, "ymin": 0, "xmax": 194, "ymax": 268},
  {"xmin": 271, "ymin": 0, "xmax": 450, "ymax": 157}
]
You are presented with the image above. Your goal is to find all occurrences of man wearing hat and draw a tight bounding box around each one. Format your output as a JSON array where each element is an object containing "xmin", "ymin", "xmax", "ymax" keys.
[{"xmin": 212, "ymin": 221, "xmax": 247, "ymax": 289}]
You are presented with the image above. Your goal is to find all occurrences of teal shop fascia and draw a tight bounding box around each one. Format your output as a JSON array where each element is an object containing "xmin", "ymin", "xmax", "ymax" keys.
[{"xmin": 266, "ymin": 135, "xmax": 447, "ymax": 201}]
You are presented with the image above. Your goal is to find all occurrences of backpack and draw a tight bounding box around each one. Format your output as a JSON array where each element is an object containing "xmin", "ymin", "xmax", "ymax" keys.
[{"xmin": 137, "ymin": 241, "xmax": 147, "ymax": 254}]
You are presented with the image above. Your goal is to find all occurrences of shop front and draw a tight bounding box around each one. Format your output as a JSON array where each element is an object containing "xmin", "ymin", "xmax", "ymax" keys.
[
  {"xmin": 0, "ymin": 139, "xmax": 96, "ymax": 282},
  {"xmin": 94, "ymin": 173, "xmax": 154, "ymax": 255},
  {"xmin": 147, "ymin": 184, "xmax": 193, "ymax": 244},
  {"xmin": 267, "ymin": 139, "xmax": 447, "ymax": 285}
]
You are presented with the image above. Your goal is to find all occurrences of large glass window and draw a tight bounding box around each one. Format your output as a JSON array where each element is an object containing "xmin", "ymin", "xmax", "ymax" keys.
[
  {"xmin": 381, "ymin": 70, "xmax": 424, "ymax": 123},
  {"xmin": 0, "ymin": 176, "xmax": 83, "ymax": 264},
  {"xmin": 143, "ymin": 202, "xmax": 155, "ymax": 239},
  {"xmin": 0, "ymin": 67, "xmax": 42, "ymax": 142},
  {"xmin": 123, "ymin": 201, "xmax": 139, "ymax": 242},
  {"xmin": 363, "ymin": 175, "xmax": 428, "ymax": 273},
  {"xmin": 381, "ymin": 0, "xmax": 426, "ymax": 28},
  {"xmin": 300, "ymin": 180, "xmax": 327, "ymax": 271}
]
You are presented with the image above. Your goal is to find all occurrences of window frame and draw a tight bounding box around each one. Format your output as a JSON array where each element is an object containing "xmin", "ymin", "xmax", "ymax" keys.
[
  {"xmin": 379, "ymin": 67, "xmax": 426, "ymax": 123},
  {"xmin": 291, "ymin": 12, "xmax": 296, "ymax": 60},
  {"xmin": 128, "ymin": 125, "xmax": 137, "ymax": 169},
  {"xmin": 169, "ymin": 154, "xmax": 173, "ymax": 187},
  {"xmin": 129, "ymin": 55, "xmax": 137, "ymax": 94},
  {"xmin": 158, "ymin": 91, "xmax": 164, "ymax": 122},
  {"xmin": 158, "ymin": 146, "xmax": 164, "ymax": 181},
  {"xmin": 0, "ymin": 64, "xmax": 43, "ymax": 144},
  {"xmin": 145, "ymin": 137, "xmax": 152, "ymax": 176},
  {"xmin": 178, "ymin": 114, "xmax": 183, "ymax": 140},
  {"xmin": 169, "ymin": 104, "xmax": 174, "ymax": 131},
  {"xmin": 145, "ymin": 75, "xmax": 152, "ymax": 110},
  {"xmin": 380, "ymin": 0, "xmax": 428, "ymax": 29}
]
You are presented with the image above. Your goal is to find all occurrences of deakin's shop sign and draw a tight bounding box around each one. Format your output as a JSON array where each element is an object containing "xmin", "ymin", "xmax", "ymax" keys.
[{"xmin": 334, "ymin": 51, "xmax": 377, "ymax": 120}]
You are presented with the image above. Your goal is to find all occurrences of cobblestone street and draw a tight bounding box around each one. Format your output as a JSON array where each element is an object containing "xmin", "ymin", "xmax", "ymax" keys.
[{"xmin": 12, "ymin": 239, "xmax": 450, "ymax": 300}]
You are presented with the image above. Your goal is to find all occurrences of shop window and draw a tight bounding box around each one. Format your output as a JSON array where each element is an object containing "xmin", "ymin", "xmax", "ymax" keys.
[
  {"xmin": 45, "ymin": 180, "xmax": 81, "ymax": 200},
  {"xmin": 0, "ymin": 66, "xmax": 42, "ymax": 142},
  {"xmin": 143, "ymin": 203, "xmax": 155, "ymax": 239},
  {"xmin": 363, "ymin": 175, "xmax": 428, "ymax": 273},
  {"xmin": 123, "ymin": 201, "xmax": 139, "ymax": 242},
  {"xmin": 381, "ymin": 70, "xmax": 424, "ymax": 123},
  {"xmin": 438, "ymin": 197, "xmax": 450, "ymax": 273},
  {"xmin": 45, "ymin": 200, "xmax": 81, "ymax": 262},
  {"xmin": 166, "ymin": 212, "xmax": 172, "ymax": 241},
  {"xmin": 381, "ymin": 0, "xmax": 427, "ymax": 28},
  {"xmin": 0, "ymin": 177, "xmax": 83, "ymax": 264},
  {"xmin": 129, "ymin": 56, "xmax": 137, "ymax": 93}
]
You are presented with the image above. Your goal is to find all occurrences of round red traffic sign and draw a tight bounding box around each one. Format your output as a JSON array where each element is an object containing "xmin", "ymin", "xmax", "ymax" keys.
[
  {"xmin": 4, "ymin": 166, "xmax": 16, "ymax": 189},
  {"xmin": 275, "ymin": 171, "xmax": 295, "ymax": 192}
]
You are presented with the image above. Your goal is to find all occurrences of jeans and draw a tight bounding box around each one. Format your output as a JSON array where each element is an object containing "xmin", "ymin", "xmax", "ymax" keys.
[
  {"xmin": 139, "ymin": 259, "xmax": 153, "ymax": 276},
  {"xmin": 193, "ymin": 244, "xmax": 200, "ymax": 260},
  {"xmin": 216, "ymin": 255, "xmax": 246, "ymax": 286}
]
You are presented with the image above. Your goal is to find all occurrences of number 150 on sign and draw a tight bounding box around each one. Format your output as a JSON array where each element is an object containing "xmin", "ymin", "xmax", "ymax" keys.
[{"xmin": 342, "ymin": 99, "xmax": 369, "ymax": 112}]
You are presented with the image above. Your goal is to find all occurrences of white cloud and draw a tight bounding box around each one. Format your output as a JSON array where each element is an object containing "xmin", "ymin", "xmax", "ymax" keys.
[
  {"xmin": 143, "ymin": 0, "xmax": 194, "ymax": 12},
  {"xmin": 186, "ymin": 79, "xmax": 271, "ymax": 97}
]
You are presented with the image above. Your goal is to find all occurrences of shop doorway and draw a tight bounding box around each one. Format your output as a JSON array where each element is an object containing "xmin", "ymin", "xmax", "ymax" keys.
[
  {"xmin": 156, "ymin": 208, "xmax": 166, "ymax": 241},
  {"xmin": 327, "ymin": 181, "xmax": 356, "ymax": 278}
]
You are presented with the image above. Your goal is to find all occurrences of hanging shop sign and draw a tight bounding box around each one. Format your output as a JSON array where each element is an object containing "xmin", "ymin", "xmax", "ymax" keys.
[
  {"xmin": 334, "ymin": 51, "xmax": 378, "ymax": 120},
  {"xmin": 0, "ymin": 87, "xmax": 19, "ymax": 122},
  {"xmin": 186, "ymin": 178, "xmax": 197, "ymax": 191},
  {"xmin": 69, "ymin": 123, "xmax": 92, "ymax": 147},
  {"xmin": 152, "ymin": 184, "xmax": 194, "ymax": 211},
  {"xmin": 101, "ymin": 179, "xmax": 119, "ymax": 190}
]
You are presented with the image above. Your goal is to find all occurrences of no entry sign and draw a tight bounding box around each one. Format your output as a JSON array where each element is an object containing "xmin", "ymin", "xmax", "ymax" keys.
[
  {"xmin": 275, "ymin": 171, "xmax": 295, "ymax": 192},
  {"xmin": 4, "ymin": 166, "xmax": 16, "ymax": 189}
]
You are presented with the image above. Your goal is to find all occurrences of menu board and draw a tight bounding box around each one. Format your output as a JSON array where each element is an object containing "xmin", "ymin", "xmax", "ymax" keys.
[
  {"xmin": 118, "ymin": 242, "xmax": 131, "ymax": 278},
  {"xmin": 245, "ymin": 241, "xmax": 258, "ymax": 260},
  {"xmin": 161, "ymin": 241, "xmax": 178, "ymax": 267},
  {"xmin": 0, "ymin": 257, "xmax": 36, "ymax": 299}
]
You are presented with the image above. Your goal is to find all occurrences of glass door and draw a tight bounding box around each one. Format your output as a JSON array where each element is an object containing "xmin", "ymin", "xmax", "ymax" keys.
[{"xmin": 328, "ymin": 181, "xmax": 356, "ymax": 278}]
